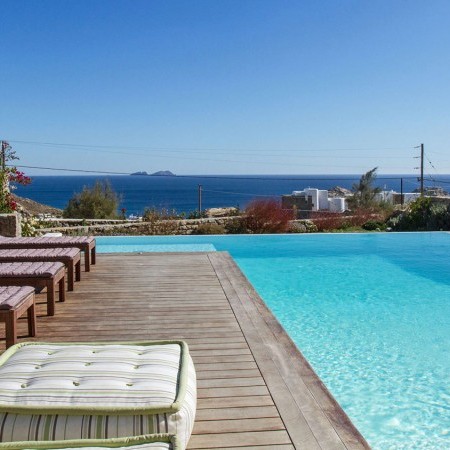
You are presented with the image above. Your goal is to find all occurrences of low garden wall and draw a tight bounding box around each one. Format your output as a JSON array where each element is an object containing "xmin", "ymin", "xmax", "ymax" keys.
[
  {"xmin": 0, "ymin": 213, "xmax": 21, "ymax": 237},
  {"xmin": 37, "ymin": 217, "xmax": 235, "ymax": 236}
]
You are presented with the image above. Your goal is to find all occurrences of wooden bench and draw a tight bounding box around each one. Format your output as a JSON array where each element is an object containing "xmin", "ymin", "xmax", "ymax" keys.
[
  {"xmin": 0, "ymin": 262, "xmax": 66, "ymax": 316},
  {"xmin": 0, "ymin": 236, "xmax": 96, "ymax": 271},
  {"xmin": 0, "ymin": 286, "xmax": 36, "ymax": 348},
  {"xmin": 0, "ymin": 248, "xmax": 81, "ymax": 291}
]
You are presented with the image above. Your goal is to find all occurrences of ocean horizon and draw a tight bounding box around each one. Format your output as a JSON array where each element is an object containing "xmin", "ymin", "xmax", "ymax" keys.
[{"xmin": 14, "ymin": 174, "xmax": 450, "ymax": 215}]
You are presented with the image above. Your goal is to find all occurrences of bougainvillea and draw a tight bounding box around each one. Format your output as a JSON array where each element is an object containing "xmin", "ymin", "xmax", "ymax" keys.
[{"xmin": 0, "ymin": 141, "xmax": 31, "ymax": 213}]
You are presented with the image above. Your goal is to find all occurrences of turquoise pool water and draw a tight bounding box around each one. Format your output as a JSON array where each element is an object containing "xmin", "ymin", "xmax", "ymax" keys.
[{"xmin": 97, "ymin": 233, "xmax": 450, "ymax": 449}]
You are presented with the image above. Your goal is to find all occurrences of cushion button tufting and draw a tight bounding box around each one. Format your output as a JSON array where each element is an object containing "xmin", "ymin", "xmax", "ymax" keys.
[
  {"xmin": 85, "ymin": 363, "xmax": 91, "ymax": 366},
  {"xmin": 126, "ymin": 383, "xmax": 133, "ymax": 387},
  {"xmin": 35, "ymin": 366, "xmax": 40, "ymax": 369},
  {"xmin": 73, "ymin": 381, "xmax": 80, "ymax": 386},
  {"xmin": 20, "ymin": 384, "xmax": 27, "ymax": 388},
  {"xmin": 134, "ymin": 365, "xmax": 139, "ymax": 369}
]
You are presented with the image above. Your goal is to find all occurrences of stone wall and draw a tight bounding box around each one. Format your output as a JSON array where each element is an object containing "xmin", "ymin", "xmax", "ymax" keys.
[
  {"xmin": 0, "ymin": 213, "xmax": 21, "ymax": 237},
  {"xmin": 430, "ymin": 196, "xmax": 450, "ymax": 206},
  {"xmin": 37, "ymin": 217, "xmax": 235, "ymax": 236},
  {"xmin": 37, "ymin": 218, "xmax": 130, "ymax": 227}
]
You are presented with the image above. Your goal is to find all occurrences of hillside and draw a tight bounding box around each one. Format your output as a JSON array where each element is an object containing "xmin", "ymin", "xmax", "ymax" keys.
[{"xmin": 12, "ymin": 195, "xmax": 62, "ymax": 216}]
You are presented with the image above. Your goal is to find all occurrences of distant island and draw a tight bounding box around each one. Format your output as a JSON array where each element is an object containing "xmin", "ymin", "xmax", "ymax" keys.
[{"xmin": 130, "ymin": 170, "xmax": 176, "ymax": 176}]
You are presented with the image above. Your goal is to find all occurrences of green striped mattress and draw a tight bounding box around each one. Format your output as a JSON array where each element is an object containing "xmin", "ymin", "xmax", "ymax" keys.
[
  {"xmin": 0, "ymin": 342, "xmax": 196, "ymax": 450},
  {"xmin": 0, "ymin": 434, "xmax": 179, "ymax": 450}
]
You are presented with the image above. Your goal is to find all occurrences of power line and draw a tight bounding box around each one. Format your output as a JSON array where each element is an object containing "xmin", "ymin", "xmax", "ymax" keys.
[
  {"xmin": 424, "ymin": 177, "xmax": 450, "ymax": 185},
  {"xmin": 13, "ymin": 151, "xmax": 404, "ymax": 169},
  {"xmin": 11, "ymin": 163, "xmax": 421, "ymax": 182},
  {"xmin": 202, "ymin": 188, "xmax": 280, "ymax": 197},
  {"xmin": 425, "ymin": 153, "xmax": 438, "ymax": 173},
  {"xmin": 7, "ymin": 142, "xmax": 411, "ymax": 160},
  {"xmin": 4, "ymin": 138, "xmax": 418, "ymax": 170},
  {"xmin": 10, "ymin": 165, "xmax": 129, "ymax": 175},
  {"xmin": 5, "ymin": 138, "xmax": 414, "ymax": 154}
]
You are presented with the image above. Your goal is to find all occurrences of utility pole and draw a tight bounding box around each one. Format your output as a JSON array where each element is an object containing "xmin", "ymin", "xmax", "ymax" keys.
[
  {"xmin": 198, "ymin": 185, "xmax": 202, "ymax": 213},
  {"xmin": 414, "ymin": 143, "xmax": 425, "ymax": 197},
  {"xmin": 0, "ymin": 140, "xmax": 5, "ymax": 171},
  {"xmin": 0, "ymin": 140, "xmax": 8, "ymax": 195},
  {"xmin": 420, "ymin": 143, "xmax": 424, "ymax": 197},
  {"xmin": 400, "ymin": 177, "xmax": 404, "ymax": 206}
]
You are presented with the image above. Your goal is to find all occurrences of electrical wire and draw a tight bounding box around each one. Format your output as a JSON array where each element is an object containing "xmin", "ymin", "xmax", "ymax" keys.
[
  {"xmin": 10, "ymin": 165, "xmax": 129, "ymax": 175},
  {"xmin": 202, "ymin": 188, "xmax": 280, "ymax": 197},
  {"xmin": 10, "ymin": 164, "xmax": 420, "ymax": 181},
  {"xmin": 5, "ymin": 138, "xmax": 414, "ymax": 154}
]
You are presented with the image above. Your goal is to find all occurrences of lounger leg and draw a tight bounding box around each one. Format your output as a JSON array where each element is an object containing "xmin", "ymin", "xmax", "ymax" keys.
[
  {"xmin": 5, "ymin": 311, "xmax": 17, "ymax": 348},
  {"xmin": 91, "ymin": 246, "xmax": 96, "ymax": 265},
  {"xmin": 47, "ymin": 281, "xmax": 56, "ymax": 316},
  {"xmin": 68, "ymin": 261, "xmax": 74, "ymax": 291},
  {"xmin": 59, "ymin": 277, "xmax": 66, "ymax": 302},
  {"xmin": 27, "ymin": 302, "xmax": 37, "ymax": 337},
  {"xmin": 84, "ymin": 250, "xmax": 91, "ymax": 272},
  {"xmin": 75, "ymin": 261, "xmax": 81, "ymax": 282}
]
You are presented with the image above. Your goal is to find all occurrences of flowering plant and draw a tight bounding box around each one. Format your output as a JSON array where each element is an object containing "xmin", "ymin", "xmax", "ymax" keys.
[
  {"xmin": 0, "ymin": 141, "xmax": 31, "ymax": 213},
  {"xmin": 21, "ymin": 216, "xmax": 39, "ymax": 236}
]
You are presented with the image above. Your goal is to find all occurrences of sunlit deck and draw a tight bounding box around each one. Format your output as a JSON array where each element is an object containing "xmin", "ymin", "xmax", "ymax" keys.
[{"xmin": 1, "ymin": 252, "xmax": 369, "ymax": 449}]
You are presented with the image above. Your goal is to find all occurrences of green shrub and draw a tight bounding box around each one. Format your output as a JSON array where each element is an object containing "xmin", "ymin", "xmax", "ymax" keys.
[
  {"xmin": 348, "ymin": 167, "xmax": 381, "ymax": 209},
  {"xmin": 289, "ymin": 220, "xmax": 318, "ymax": 233},
  {"xmin": 63, "ymin": 181, "xmax": 120, "ymax": 219},
  {"xmin": 389, "ymin": 197, "xmax": 450, "ymax": 231},
  {"xmin": 141, "ymin": 208, "xmax": 180, "ymax": 235},
  {"xmin": 362, "ymin": 220, "xmax": 386, "ymax": 231},
  {"xmin": 187, "ymin": 210, "xmax": 207, "ymax": 219},
  {"xmin": 426, "ymin": 203, "xmax": 450, "ymax": 230},
  {"xmin": 224, "ymin": 217, "xmax": 248, "ymax": 234},
  {"xmin": 193, "ymin": 223, "xmax": 226, "ymax": 235},
  {"xmin": 142, "ymin": 208, "xmax": 179, "ymax": 221}
]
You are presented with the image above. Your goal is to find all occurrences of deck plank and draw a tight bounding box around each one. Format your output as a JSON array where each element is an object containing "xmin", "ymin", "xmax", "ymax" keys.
[{"xmin": 1, "ymin": 252, "xmax": 369, "ymax": 449}]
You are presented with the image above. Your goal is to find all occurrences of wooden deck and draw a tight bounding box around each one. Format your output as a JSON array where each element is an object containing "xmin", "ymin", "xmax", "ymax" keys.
[{"xmin": 1, "ymin": 252, "xmax": 370, "ymax": 450}]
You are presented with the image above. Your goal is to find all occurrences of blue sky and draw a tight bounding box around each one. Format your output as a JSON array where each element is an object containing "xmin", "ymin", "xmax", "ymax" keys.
[{"xmin": 1, "ymin": 0, "xmax": 450, "ymax": 175}]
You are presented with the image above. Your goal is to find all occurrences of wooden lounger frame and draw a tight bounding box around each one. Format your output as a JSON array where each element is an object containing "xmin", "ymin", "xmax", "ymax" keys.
[
  {"xmin": 0, "ymin": 240, "xmax": 96, "ymax": 272},
  {"xmin": 0, "ymin": 268, "xmax": 65, "ymax": 317},
  {"xmin": 0, "ymin": 290, "xmax": 36, "ymax": 348},
  {"xmin": 0, "ymin": 252, "xmax": 81, "ymax": 291}
]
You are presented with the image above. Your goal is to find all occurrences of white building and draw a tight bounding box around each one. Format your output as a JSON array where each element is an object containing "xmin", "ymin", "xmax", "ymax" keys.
[
  {"xmin": 289, "ymin": 188, "xmax": 347, "ymax": 213},
  {"xmin": 374, "ymin": 191, "xmax": 421, "ymax": 204}
]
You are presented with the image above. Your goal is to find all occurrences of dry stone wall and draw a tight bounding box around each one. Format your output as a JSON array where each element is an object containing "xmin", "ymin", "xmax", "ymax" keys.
[
  {"xmin": 37, "ymin": 217, "xmax": 233, "ymax": 236},
  {"xmin": 0, "ymin": 213, "xmax": 22, "ymax": 237}
]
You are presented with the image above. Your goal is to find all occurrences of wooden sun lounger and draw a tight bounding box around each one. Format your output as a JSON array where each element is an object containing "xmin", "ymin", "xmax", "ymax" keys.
[
  {"xmin": 0, "ymin": 236, "xmax": 96, "ymax": 271},
  {"xmin": 0, "ymin": 286, "xmax": 36, "ymax": 349},
  {"xmin": 0, "ymin": 248, "xmax": 81, "ymax": 291},
  {"xmin": 0, "ymin": 262, "xmax": 65, "ymax": 316}
]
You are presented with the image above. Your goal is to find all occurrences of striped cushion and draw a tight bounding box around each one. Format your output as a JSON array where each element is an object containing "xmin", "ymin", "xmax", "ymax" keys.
[
  {"xmin": 0, "ymin": 342, "xmax": 196, "ymax": 450},
  {"xmin": 0, "ymin": 434, "xmax": 179, "ymax": 450}
]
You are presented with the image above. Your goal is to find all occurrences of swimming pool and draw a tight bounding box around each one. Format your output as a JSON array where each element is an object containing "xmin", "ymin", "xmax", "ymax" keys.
[{"xmin": 97, "ymin": 233, "xmax": 450, "ymax": 449}]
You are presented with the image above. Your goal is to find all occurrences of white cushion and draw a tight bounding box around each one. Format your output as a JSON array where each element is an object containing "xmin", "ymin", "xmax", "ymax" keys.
[{"xmin": 0, "ymin": 342, "xmax": 196, "ymax": 450}]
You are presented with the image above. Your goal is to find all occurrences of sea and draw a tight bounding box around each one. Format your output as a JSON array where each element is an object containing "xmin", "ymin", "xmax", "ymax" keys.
[{"xmin": 13, "ymin": 174, "xmax": 450, "ymax": 216}]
